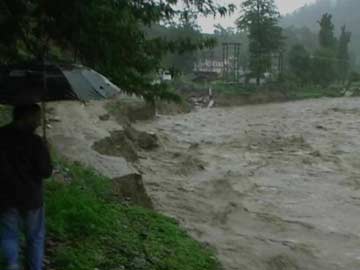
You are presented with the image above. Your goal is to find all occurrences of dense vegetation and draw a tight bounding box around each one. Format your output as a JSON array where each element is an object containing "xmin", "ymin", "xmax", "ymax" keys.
[
  {"xmin": 0, "ymin": 0, "xmax": 234, "ymax": 101},
  {"xmin": 237, "ymin": 0, "xmax": 283, "ymax": 85},
  {"xmin": 282, "ymin": 0, "xmax": 360, "ymax": 70},
  {"xmin": 156, "ymin": 0, "xmax": 359, "ymax": 94},
  {"xmin": 284, "ymin": 12, "xmax": 355, "ymax": 88}
]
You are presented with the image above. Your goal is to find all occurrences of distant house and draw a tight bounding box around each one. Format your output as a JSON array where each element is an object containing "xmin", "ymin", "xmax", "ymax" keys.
[
  {"xmin": 152, "ymin": 69, "xmax": 172, "ymax": 85},
  {"xmin": 160, "ymin": 70, "xmax": 172, "ymax": 81},
  {"xmin": 194, "ymin": 59, "xmax": 223, "ymax": 74},
  {"xmin": 192, "ymin": 59, "xmax": 224, "ymax": 82}
]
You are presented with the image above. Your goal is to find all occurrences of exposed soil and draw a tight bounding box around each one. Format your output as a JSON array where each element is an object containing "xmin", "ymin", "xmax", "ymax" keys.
[
  {"xmin": 47, "ymin": 100, "xmax": 154, "ymax": 211},
  {"xmin": 93, "ymin": 130, "xmax": 139, "ymax": 162},
  {"xmin": 106, "ymin": 97, "xmax": 156, "ymax": 124},
  {"xmin": 92, "ymin": 125, "xmax": 158, "ymax": 162},
  {"xmin": 112, "ymin": 173, "xmax": 154, "ymax": 209},
  {"xmin": 155, "ymin": 100, "xmax": 192, "ymax": 115},
  {"xmin": 136, "ymin": 97, "xmax": 360, "ymax": 270}
]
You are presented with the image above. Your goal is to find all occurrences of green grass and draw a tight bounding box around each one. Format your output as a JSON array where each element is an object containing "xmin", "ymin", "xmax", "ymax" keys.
[
  {"xmin": 170, "ymin": 77, "xmax": 346, "ymax": 100},
  {"xmin": 210, "ymin": 82, "xmax": 256, "ymax": 95},
  {"xmin": 47, "ymin": 161, "xmax": 220, "ymax": 270},
  {"xmin": 0, "ymin": 106, "xmax": 11, "ymax": 126},
  {"xmin": 207, "ymin": 81, "xmax": 345, "ymax": 99},
  {"xmin": 2, "ymin": 160, "xmax": 220, "ymax": 270},
  {"xmin": 286, "ymin": 85, "xmax": 344, "ymax": 100}
]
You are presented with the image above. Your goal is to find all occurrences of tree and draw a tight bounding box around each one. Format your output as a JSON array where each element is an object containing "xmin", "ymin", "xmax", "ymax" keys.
[
  {"xmin": 237, "ymin": 0, "xmax": 283, "ymax": 85},
  {"xmin": 149, "ymin": 17, "xmax": 207, "ymax": 75},
  {"xmin": 0, "ymin": 0, "xmax": 235, "ymax": 101},
  {"xmin": 310, "ymin": 13, "xmax": 337, "ymax": 86},
  {"xmin": 337, "ymin": 25, "xmax": 351, "ymax": 84},
  {"xmin": 318, "ymin": 13, "xmax": 337, "ymax": 49},
  {"xmin": 281, "ymin": 0, "xmax": 360, "ymax": 71},
  {"xmin": 288, "ymin": 44, "xmax": 311, "ymax": 84},
  {"xmin": 311, "ymin": 48, "xmax": 337, "ymax": 86}
]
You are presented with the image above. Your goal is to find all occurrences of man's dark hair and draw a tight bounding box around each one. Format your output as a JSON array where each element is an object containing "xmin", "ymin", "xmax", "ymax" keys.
[{"xmin": 13, "ymin": 104, "xmax": 41, "ymax": 121}]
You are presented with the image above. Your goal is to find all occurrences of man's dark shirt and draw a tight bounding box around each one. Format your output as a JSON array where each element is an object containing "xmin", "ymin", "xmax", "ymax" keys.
[{"xmin": 0, "ymin": 124, "xmax": 53, "ymax": 211}]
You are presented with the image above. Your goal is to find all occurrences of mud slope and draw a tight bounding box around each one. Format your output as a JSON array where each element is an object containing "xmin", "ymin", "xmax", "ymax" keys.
[
  {"xmin": 47, "ymin": 101, "xmax": 136, "ymax": 178},
  {"xmin": 47, "ymin": 100, "xmax": 154, "ymax": 208},
  {"xmin": 136, "ymin": 97, "xmax": 360, "ymax": 270}
]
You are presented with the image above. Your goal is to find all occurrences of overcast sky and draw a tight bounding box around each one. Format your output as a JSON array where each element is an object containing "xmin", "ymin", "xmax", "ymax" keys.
[{"xmin": 198, "ymin": 0, "xmax": 316, "ymax": 33}]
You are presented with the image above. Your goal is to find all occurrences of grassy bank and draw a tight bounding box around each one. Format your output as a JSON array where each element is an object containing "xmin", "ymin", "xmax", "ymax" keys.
[
  {"xmin": 48, "ymin": 160, "xmax": 221, "ymax": 270},
  {"xmin": 169, "ymin": 78, "xmax": 353, "ymax": 107},
  {"xmin": 1, "ymin": 158, "xmax": 220, "ymax": 270}
]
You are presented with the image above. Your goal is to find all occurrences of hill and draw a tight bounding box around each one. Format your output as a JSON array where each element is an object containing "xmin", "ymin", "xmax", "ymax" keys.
[{"xmin": 282, "ymin": 0, "xmax": 360, "ymax": 66}]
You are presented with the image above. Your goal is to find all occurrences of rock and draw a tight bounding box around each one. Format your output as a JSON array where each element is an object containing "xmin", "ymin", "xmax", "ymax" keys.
[
  {"xmin": 316, "ymin": 125, "xmax": 327, "ymax": 130},
  {"xmin": 344, "ymin": 91, "xmax": 354, "ymax": 97},
  {"xmin": 99, "ymin": 114, "xmax": 110, "ymax": 121},
  {"xmin": 124, "ymin": 125, "xmax": 158, "ymax": 150},
  {"xmin": 112, "ymin": 174, "xmax": 153, "ymax": 209},
  {"xmin": 93, "ymin": 130, "xmax": 139, "ymax": 162},
  {"xmin": 137, "ymin": 132, "xmax": 158, "ymax": 150},
  {"xmin": 106, "ymin": 97, "xmax": 155, "ymax": 124},
  {"xmin": 310, "ymin": 150, "xmax": 322, "ymax": 157}
]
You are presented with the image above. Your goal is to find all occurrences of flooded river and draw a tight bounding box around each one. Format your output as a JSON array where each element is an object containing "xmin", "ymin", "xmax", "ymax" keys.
[{"xmin": 137, "ymin": 97, "xmax": 360, "ymax": 270}]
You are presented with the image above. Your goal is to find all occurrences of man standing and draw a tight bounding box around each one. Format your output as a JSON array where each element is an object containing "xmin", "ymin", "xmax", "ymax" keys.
[{"xmin": 0, "ymin": 104, "xmax": 53, "ymax": 270}]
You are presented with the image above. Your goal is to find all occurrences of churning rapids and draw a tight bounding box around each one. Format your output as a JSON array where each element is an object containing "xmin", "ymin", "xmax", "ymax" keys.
[{"xmin": 137, "ymin": 97, "xmax": 360, "ymax": 270}]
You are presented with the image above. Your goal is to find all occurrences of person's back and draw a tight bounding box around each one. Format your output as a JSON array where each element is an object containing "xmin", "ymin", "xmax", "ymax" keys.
[
  {"xmin": 0, "ymin": 123, "xmax": 52, "ymax": 211},
  {"xmin": 0, "ymin": 104, "xmax": 53, "ymax": 270}
]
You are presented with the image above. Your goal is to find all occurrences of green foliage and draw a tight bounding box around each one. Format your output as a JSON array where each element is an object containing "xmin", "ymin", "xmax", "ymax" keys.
[
  {"xmin": 0, "ymin": 105, "xmax": 11, "ymax": 126},
  {"xmin": 147, "ymin": 21, "xmax": 212, "ymax": 75},
  {"xmin": 45, "ymin": 161, "xmax": 220, "ymax": 270},
  {"xmin": 210, "ymin": 82, "xmax": 256, "ymax": 95},
  {"xmin": 285, "ymin": 13, "xmax": 354, "ymax": 88},
  {"xmin": 345, "ymin": 71, "xmax": 360, "ymax": 89},
  {"xmin": 237, "ymin": 0, "xmax": 284, "ymax": 85},
  {"xmin": 307, "ymin": 14, "xmax": 337, "ymax": 86},
  {"xmin": 0, "ymin": 0, "xmax": 234, "ymax": 102},
  {"xmin": 282, "ymin": 26, "xmax": 319, "ymax": 54},
  {"xmin": 286, "ymin": 85, "xmax": 343, "ymax": 100},
  {"xmin": 288, "ymin": 44, "xmax": 311, "ymax": 84},
  {"xmin": 337, "ymin": 25, "xmax": 352, "ymax": 83},
  {"xmin": 318, "ymin": 13, "xmax": 337, "ymax": 49},
  {"xmin": 311, "ymin": 48, "xmax": 337, "ymax": 86},
  {"xmin": 282, "ymin": 0, "xmax": 360, "ymax": 69}
]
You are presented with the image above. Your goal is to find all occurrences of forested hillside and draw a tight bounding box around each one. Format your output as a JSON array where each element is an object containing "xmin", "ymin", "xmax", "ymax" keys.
[{"xmin": 282, "ymin": 0, "xmax": 360, "ymax": 67}]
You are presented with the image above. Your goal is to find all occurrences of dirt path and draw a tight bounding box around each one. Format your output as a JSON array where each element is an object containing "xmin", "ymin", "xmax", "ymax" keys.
[{"xmin": 136, "ymin": 97, "xmax": 360, "ymax": 270}]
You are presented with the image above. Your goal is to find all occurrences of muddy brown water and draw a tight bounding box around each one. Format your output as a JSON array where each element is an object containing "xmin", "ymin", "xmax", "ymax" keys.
[{"xmin": 136, "ymin": 97, "xmax": 360, "ymax": 270}]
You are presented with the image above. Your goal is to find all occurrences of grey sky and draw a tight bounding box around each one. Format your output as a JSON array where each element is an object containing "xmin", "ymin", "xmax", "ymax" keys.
[{"xmin": 198, "ymin": 0, "xmax": 316, "ymax": 33}]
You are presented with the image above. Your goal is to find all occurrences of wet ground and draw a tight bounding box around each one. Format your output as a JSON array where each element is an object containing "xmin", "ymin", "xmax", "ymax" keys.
[{"xmin": 137, "ymin": 97, "xmax": 360, "ymax": 270}]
